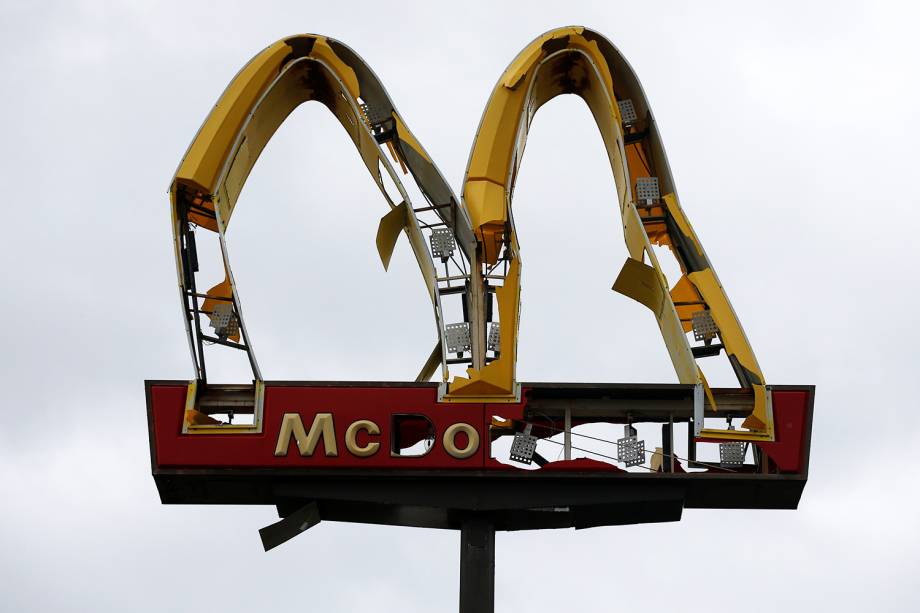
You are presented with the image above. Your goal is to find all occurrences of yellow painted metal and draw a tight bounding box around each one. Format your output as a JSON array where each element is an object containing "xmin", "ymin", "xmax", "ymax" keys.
[
  {"xmin": 170, "ymin": 33, "xmax": 444, "ymax": 276},
  {"xmin": 170, "ymin": 34, "xmax": 458, "ymax": 394},
  {"xmin": 200, "ymin": 277, "xmax": 237, "ymax": 342},
  {"xmin": 174, "ymin": 41, "xmax": 292, "ymax": 211},
  {"xmin": 446, "ymin": 27, "xmax": 772, "ymax": 440},
  {"xmin": 444, "ymin": 255, "xmax": 522, "ymax": 402},
  {"xmin": 376, "ymin": 201, "xmax": 408, "ymax": 271},
  {"xmin": 170, "ymin": 28, "xmax": 774, "ymax": 441},
  {"xmin": 613, "ymin": 258, "xmax": 664, "ymax": 316},
  {"xmin": 416, "ymin": 342, "xmax": 443, "ymax": 383}
]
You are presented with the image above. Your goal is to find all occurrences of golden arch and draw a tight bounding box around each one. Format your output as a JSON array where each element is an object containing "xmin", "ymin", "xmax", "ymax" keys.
[
  {"xmin": 170, "ymin": 29, "xmax": 773, "ymax": 441},
  {"xmin": 170, "ymin": 34, "xmax": 475, "ymax": 395},
  {"xmin": 444, "ymin": 27, "xmax": 772, "ymax": 440}
]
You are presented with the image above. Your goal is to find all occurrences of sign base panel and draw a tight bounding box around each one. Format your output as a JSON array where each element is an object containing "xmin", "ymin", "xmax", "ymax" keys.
[{"xmin": 147, "ymin": 381, "xmax": 813, "ymax": 531}]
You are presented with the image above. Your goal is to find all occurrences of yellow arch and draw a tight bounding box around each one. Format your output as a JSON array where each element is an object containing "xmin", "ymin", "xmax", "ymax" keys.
[
  {"xmin": 170, "ymin": 35, "xmax": 472, "ymax": 388},
  {"xmin": 444, "ymin": 27, "xmax": 772, "ymax": 440},
  {"xmin": 169, "ymin": 29, "xmax": 774, "ymax": 441}
]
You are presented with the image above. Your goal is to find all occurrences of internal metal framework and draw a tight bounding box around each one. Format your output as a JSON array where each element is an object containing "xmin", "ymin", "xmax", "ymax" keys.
[
  {"xmin": 444, "ymin": 27, "xmax": 773, "ymax": 440},
  {"xmin": 170, "ymin": 36, "xmax": 477, "ymax": 413},
  {"xmin": 169, "ymin": 28, "xmax": 775, "ymax": 442}
]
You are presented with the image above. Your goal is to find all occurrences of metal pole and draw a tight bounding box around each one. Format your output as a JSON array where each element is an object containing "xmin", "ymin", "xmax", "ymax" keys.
[
  {"xmin": 564, "ymin": 408, "xmax": 572, "ymax": 460},
  {"xmin": 459, "ymin": 517, "xmax": 495, "ymax": 613},
  {"xmin": 661, "ymin": 419, "xmax": 673, "ymax": 473}
]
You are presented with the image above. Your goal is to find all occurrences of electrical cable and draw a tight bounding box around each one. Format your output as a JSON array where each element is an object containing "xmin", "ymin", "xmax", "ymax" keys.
[{"xmin": 523, "ymin": 417, "xmax": 738, "ymax": 473}]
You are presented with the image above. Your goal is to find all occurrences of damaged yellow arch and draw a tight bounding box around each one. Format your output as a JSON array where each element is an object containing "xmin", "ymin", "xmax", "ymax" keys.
[
  {"xmin": 445, "ymin": 27, "xmax": 772, "ymax": 441},
  {"xmin": 169, "ymin": 29, "xmax": 774, "ymax": 442},
  {"xmin": 170, "ymin": 34, "xmax": 472, "ymax": 394}
]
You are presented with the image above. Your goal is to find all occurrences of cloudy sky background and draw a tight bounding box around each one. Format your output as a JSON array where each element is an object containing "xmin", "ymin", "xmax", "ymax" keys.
[{"xmin": 1, "ymin": 0, "xmax": 918, "ymax": 610}]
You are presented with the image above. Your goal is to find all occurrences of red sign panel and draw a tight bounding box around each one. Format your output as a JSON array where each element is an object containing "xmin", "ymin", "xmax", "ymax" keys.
[
  {"xmin": 150, "ymin": 383, "xmax": 811, "ymax": 474},
  {"xmin": 151, "ymin": 384, "xmax": 511, "ymax": 470}
]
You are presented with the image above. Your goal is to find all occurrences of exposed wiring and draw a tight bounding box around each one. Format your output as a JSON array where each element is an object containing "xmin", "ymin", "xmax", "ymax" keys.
[
  {"xmin": 539, "ymin": 437, "xmax": 656, "ymax": 472},
  {"xmin": 524, "ymin": 417, "xmax": 738, "ymax": 473}
]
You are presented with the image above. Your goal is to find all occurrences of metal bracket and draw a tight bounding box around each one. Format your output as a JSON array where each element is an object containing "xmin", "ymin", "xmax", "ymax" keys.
[
  {"xmin": 693, "ymin": 383, "xmax": 704, "ymax": 436},
  {"xmin": 259, "ymin": 501, "xmax": 321, "ymax": 551}
]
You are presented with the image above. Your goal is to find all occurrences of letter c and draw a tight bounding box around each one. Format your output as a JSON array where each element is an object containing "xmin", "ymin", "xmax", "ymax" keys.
[{"xmin": 345, "ymin": 419, "xmax": 381, "ymax": 457}]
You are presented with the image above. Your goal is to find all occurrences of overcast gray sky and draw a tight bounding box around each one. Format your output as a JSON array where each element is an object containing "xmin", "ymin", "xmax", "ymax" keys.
[{"xmin": 1, "ymin": 0, "xmax": 918, "ymax": 611}]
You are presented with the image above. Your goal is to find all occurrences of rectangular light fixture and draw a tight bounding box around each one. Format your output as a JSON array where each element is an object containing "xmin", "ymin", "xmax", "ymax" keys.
[
  {"xmin": 208, "ymin": 303, "xmax": 238, "ymax": 339},
  {"xmin": 618, "ymin": 98, "xmax": 638, "ymax": 124},
  {"xmin": 509, "ymin": 423, "xmax": 538, "ymax": 465},
  {"xmin": 692, "ymin": 310, "xmax": 719, "ymax": 343},
  {"xmin": 487, "ymin": 322, "xmax": 501, "ymax": 353},
  {"xmin": 617, "ymin": 425, "xmax": 645, "ymax": 467},
  {"xmin": 445, "ymin": 322, "xmax": 471, "ymax": 354},
  {"xmin": 429, "ymin": 227, "xmax": 456, "ymax": 261},
  {"xmin": 719, "ymin": 441, "xmax": 746, "ymax": 466},
  {"xmin": 635, "ymin": 176, "xmax": 660, "ymax": 202}
]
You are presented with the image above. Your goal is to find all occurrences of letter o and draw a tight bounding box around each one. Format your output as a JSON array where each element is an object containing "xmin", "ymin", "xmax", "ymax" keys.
[
  {"xmin": 345, "ymin": 419, "xmax": 380, "ymax": 457},
  {"xmin": 443, "ymin": 422, "xmax": 480, "ymax": 459}
]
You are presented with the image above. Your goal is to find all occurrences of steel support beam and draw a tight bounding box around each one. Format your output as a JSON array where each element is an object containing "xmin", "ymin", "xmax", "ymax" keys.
[{"xmin": 459, "ymin": 517, "xmax": 495, "ymax": 613}]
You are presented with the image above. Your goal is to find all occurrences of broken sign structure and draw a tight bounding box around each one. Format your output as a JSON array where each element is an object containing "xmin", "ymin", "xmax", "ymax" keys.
[{"xmin": 149, "ymin": 27, "xmax": 814, "ymax": 612}]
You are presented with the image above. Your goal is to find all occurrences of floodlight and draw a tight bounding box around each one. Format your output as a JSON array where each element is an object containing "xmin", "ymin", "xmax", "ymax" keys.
[
  {"xmin": 719, "ymin": 441, "xmax": 746, "ymax": 466},
  {"xmin": 487, "ymin": 322, "xmax": 501, "ymax": 353},
  {"xmin": 359, "ymin": 102, "xmax": 395, "ymax": 142},
  {"xmin": 719, "ymin": 423, "xmax": 747, "ymax": 466},
  {"xmin": 360, "ymin": 102, "xmax": 388, "ymax": 126},
  {"xmin": 430, "ymin": 227, "xmax": 455, "ymax": 261},
  {"xmin": 617, "ymin": 98, "xmax": 638, "ymax": 124},
  {"xmin": 635, "ymin": 176, "xmax": 660, "ymax": 202},
  {"xmin": 209, "ymin": 303, "xmax": 239, "ymax": 339},
  {"xmin": 617, "ymin": 424, "xmax": 646, "ymax": 467},
  {"xmin": 510, "ymin": 423, "xmax": 538, "ymax": 465},
  {"xmin": 445, "ymin": 322, "xmax": 471, "ymax": 354},
  {"xmin": 692, "ymin": 310, "xmax": 719, "ymax": 343}
]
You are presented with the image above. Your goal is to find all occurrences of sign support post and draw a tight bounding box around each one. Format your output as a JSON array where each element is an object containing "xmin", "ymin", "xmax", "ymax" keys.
[{"xmin": 459, "ymin": 516, "xmax": 495, "ymax": 613}]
